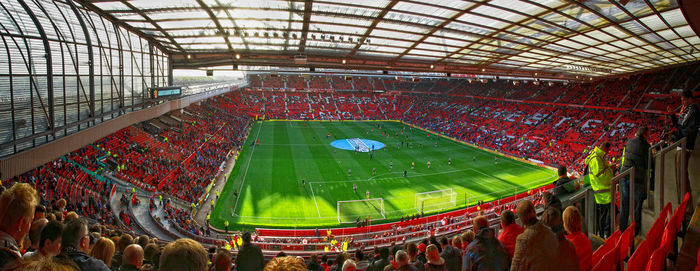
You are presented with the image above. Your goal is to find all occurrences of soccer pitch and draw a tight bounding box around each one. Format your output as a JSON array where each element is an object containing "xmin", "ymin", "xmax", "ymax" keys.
[{"xmin": 210, "ymin": 120, "xmax": 555, "ymax": 229}]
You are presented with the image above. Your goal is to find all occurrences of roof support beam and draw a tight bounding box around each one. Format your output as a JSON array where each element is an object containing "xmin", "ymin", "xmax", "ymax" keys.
[
  {"xmin": 196, "ymin": 0, "xmax": 234, "ymax": 53},
  {"xmin": 119, "ymin": 0, "xmax": 185, "ymax": 52},
  {"xmin": 215, "ymin": 0, "xmax": 250, "ymax": 51},
  {"xmin": 348, "ymin": 0, "xmax": 399, "ymax": 57},
  {"xmin": 298, "ymin": 0, "xmax": 313, "ymax": 52}
]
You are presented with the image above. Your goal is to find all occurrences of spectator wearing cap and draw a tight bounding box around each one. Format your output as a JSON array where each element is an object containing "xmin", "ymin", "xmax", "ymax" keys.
[
  {"xmin": 406, "ymin": 242, "xmax": 425, "ymax": 271},
  {"xmin": 463, "ymin": 216, "xmax": 509, "ymax": 271},
  {"xmin": 424, "ymin": 245, "xmax": 445, "ymax": 271},
  {"xmin": 235, "ymin": 232, "xmax": 264, "ymax": 271},
  {"xmin": 540, "ymin": 207, "xmax": 579, "ymax": 271},
  {"xmin": 497, "ymin": 210, "xmax": 523, "ymax": 261},
  {"xmin": 0, "ymin": 183, "xmax": 39, "ymax": 269},
  {"xmin": 619, "ymin": 126, "xmax": 651, "ymax": 236},
  {"xmin": 416, "ymin": 242, "xmax": 427, "ymax": 266},
  {"xmin": 510, "ymin": 200, "xmax": 558, "ymax": 271}
]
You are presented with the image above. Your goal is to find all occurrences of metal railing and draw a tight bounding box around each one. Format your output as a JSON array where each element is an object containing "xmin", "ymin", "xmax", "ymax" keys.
[
  {"xmin": 653, "ymin": 137, "xmax": 687, "ymax": 215},
  {"xmin": 646, "ymin": 141, "xmax": 664, "ymax": 209},
  {"xmin": 609, "ymin": 167, "xmax": 635, "ymax": 235}
]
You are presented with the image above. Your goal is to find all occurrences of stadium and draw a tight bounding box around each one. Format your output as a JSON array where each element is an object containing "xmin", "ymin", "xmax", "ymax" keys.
[{"xmin": 0, "ymin": 0, "xmax": 699, "ymax": 270}]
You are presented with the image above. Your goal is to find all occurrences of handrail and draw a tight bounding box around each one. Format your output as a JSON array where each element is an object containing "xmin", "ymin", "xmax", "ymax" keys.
[
  {"xmin": 646, "ymin": 141, "xmax": 664, "ymax": 209},
  {"xmin": 609, "ymin": 167, "xmax": 635, "ymax": 236},
  {"xmin": 654, "ymin": 137, "xmax": 686, "ymax": 214}
]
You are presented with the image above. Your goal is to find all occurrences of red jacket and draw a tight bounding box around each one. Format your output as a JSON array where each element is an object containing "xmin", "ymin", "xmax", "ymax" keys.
[
  {"xmin": 566, "ymin": 232, "xmax": 592, "ymax": 271},
  {"xmin": 498, "ymin": 223, "xmax": 524, "ymax": 259}
]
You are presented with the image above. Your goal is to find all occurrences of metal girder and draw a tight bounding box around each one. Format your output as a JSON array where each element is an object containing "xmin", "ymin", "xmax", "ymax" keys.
[
  {"xmin": 348, "ymin": 0, "xmax": 399, "ymax": 57},
  {"xmin": 196, "ymin": 0, "xmax": 233, "ymax": 53},
  {"xmin": 298, "ymin": 0, "xmax": 313, "ymax": 52},
  {"xmin": 214, "ymin": 0, "xmax": 250, "ymax": 51},
  {"xmin": 118, "ymin": 0, "xmax": 185, "ymax": 52}
]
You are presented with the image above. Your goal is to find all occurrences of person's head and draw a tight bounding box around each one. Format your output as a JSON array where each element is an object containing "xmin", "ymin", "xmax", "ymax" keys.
[
  {"xmin": 543, "ymin": 191, "xmax": 562, "ymax": 212},
  {"xmin": 55, "ymin": 199, "xmax": 66, "ymax": 210},
  {"xmin": 64, "ymin": 212, "xmax": 79, "ymax": 224},
  {"xmin": 516, "ymin": 200, "xmax": 537, "ymax": 226},
  {"xmin": 461, "ymin": 230, "xmax": 475, "ymax": 245},
  {"xmin": 335, "ymin": 253, "xmax": 345, "ymax": 266},
  {"xmin": 600, "ymin": 142, "xmax": 611, "ymax": 153},
  {"xmin": 1, "ymin": 257, "xmax": 80, "ymax": 271},
  {"xmin": 263, "ymin": 256, "xmax": 307, "ymax": 271},
  {"xmin": 34, "ymin": 205, "xmax": 46, "ymax": 222},
  {"xmin": 540, "ymin": 207, "xmax": 564, "ymax": 234},
  {"xmin": 39, "ymin": 220, "xmax": 63, "ymax": 257},
  {"xmin": 473, "ymin": 216, "xmax": 489, "ymax": 232},
  {"xmin": 396, "ymin": 249, "xmax": 411, "ymax": 264},
  {"xmin": 341, "ymin": 259, "xmax": 356, "ymax": 271},
  {"xmin": 500, "ymin": 209, "xmax": 516, "ymax": 228},
  {"xmin": 123, "ymin": 244, "xmax": 144, "ymax": 268},
  {"xmin": 557, "ymin": 166, "xmax": 567, "ymax": 177},
  {"xmin": 0, "ymin": 183, "xmax": 39, "ymax": 244},
  {"xmin": 28, "ymin": 218, "xmax": 49, "ymax": 250},
  {"xmin": 62, "ymin": 218, "xmax": 90, "ymax": 253},
  {"xmin": 681, "ymin": 89, "xmax": 694, "ymax": 106},
  {"xmin": 451, "ymin": 235, "xmax": 463, "ymax": 250},
  {"xmin": 379, "ymin": 246, "xmax": 389, "ymax": 259},
  {"xmin": 118, "ymin": 234, "xmax": 134, "ymax": 254},
  {"xmin": 160, "ymin": 238, "xmax": 208, "ymax": 271},
  {"xmin": 439, "ymin": 236, "xmax": 448, "ymax": 247},
  {"xmin": 144, "ymin": 243, "xmax": 159, "ymax": 263},
  {"xmin": 90, "ymin": 237, "xmax": 116, "ymax": 267},
  {"xmin": 635, "ymin": 126, "xmax": 649, "ymax": 139},
  {"xmin": 241, "ymin": 232, "xmax": 252, "ymax": 244},
  {"xmin": 354, "ymin": 250, "xmax": 363, "ymax": 261},
  {"xmin": 213, "ymin": 249, "xmax": 232, "ymax": 271},
  {"xmin": 406, "ymin": 242, "xmax": 418, "ymax": 258},
  {"xmin": 425, "ymin": 244, "xmax": 443, "ymax": 265},
  {"xmin": 133, "ymin": 235, "xmax": 147, "ymax": 248},
  {"xmin": 563, "ymin": 206, "xmax": 583, "ymax": 234}
]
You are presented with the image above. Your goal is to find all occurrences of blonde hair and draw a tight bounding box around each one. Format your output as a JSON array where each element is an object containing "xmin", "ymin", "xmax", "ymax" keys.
[
  {"xmin": 56, "ymin": 199, "xmax": 67, "ymax": 209},
  {"xmin": 563, "ymin": 206, "xmax": 582, "ymax": 234},
  {"xmin": 452, "ymin": 235, "xmax": 463, "ymax": 249},
  {"xmin": 263, "ymin": 256, "xmax": 307, "ymax": 271},
  {"xmin": 64, "ymin": 212, "xmax": 79, "ymax": 224},
  {"xmin": 461, "ymin": 230, "xmax": 475, "ymax": 244},
  {"xmin": 160, "ymin": 238, "xmax": 208, "ymax": 271},
  {"xmin": 1, "ymin": 257, "xmax": 78, "ymax": 271},
  {"xmin": 90, "ymin": 237, "xmax": 116, "ymax": 267},
  {"xmin": 0, "ymin": 183, "xmax": 38, "ymax": 226}
]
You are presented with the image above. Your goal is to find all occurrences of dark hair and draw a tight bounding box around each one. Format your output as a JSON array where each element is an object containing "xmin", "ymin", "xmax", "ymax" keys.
[
  {"xmin": 557, "ymin": 166, "xmax": 567, "ymax": 177},
  {"xmin": 380, "ymin": 247, "xmax": 389, "ymax": 259},
  {"xmin": 600, "ymin": 142, "xmax": 611, "ymax": 150},
  {"xmin": 682, "ymin": 89, "xmax": 694, "ymax": 99},
  {"xmin": 35, "ymin": 205, "xmax": 46, "ymax": 214},
  {"xmin": 62, "ymin": 218, "xmax": 88, "ymax": 248},
  {"xmin": 636, "ymin": 126, "xmax": 648, "ymax": 138},
  {"xmin": 40, "ymin": 220, "xmax": 63, "ymax": 248},
  {"xmin": 355, "ymin": 250, "xmax": 364, "ymax": 261},
  {"xmin": 241, "ymin": 232, "xmax": 252, "ymax": 243},
  {"xmin": 144, "ymin": 243, "xmax": 159, "ymax": 260},
  {"xmin": 137, "ymin": 235, "xmax": 149, "ymax": 249},
  {"xmin": 500, "ymin": 210, "xmax": 516, "ymax": 226},
  {"xmin": 335, "ymin": 253, "xmax": 345, "ymax": 266},
  {"xmin": 439, "ymin": 236, "xmax": 448, "ymax": 246}
]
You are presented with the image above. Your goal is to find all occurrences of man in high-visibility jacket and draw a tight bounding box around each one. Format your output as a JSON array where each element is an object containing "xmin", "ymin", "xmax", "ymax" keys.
[{"xmin": 585, "ymin": 142, "xmax": 615, "ymax": 237}]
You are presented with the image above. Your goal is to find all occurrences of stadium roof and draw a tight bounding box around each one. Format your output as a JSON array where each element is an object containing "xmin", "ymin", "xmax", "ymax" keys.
[{"xmin": 80, "ymin": 0, "xmax": 700, "ymax": 80}]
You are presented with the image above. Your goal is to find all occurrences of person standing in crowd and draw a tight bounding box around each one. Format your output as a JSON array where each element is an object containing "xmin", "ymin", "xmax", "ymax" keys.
[
  {"xmin": 424, "ymin": 244, "xmax": 445, "ymax": 271},
  {"xmin": 563, "ymin": 206, "xmax": 592, "ymax": 271},
  {"xmin": 236, "ymin": 232, "xmax": 265, "ymax": 271},
  {"xmin": 553, "ymin": 166, "xmax": 574, "ymax": 198},
  {"xmin": 160, "ymin": 238, "xmax": 209, "ymax": 271},
  {"xmin": 439, "ymin": 236, "xmax": 461, "ymax": 271},
  {"xmin": 619, "ymin": 126, "xmax": 650, "ymax": 236},
  {"xmin": 25, "ymin": 220, "xmax": 64, "ymax": 261},
  {"xmin": 463, "ymin": 215, "xmax": 509, "ymax": 271},
  {"xmin": 497, "ymin": 210, "xmax": 523, "ymax": 261},
  {"xmin": 585, "ymin": 142, "xmax": 615, "ymax": 238},
  {"xmin": 56, "ymin": 218, "xmax": 110, "ymax": 271},
  {"xmin": 510, "ymin": 200, "xmax": 558, "ymax": 271},
  {"xmin": 0, "ymin": 183, "xmax": 39, "ymax": 269},
  {"xmin": 668, "ymin": 89, "xmax": 699, "ymax": 203}
]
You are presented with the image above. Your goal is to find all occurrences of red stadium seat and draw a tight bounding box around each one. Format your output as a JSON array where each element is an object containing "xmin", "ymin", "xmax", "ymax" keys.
[
  {"xmin": 646, "ymin": 202, "xmax": 671, "ymax": 249},
  {"xmin": 592, "ymin": 247, "xmax": 618, "ymax": 271},
  {"xmin": 618, "ymin": 222, "xmax": 635, "ymax": 266},
  {"xmin": 696, "ymin": 247, "xmax": 700, "ymax": 271},
  {"xmin": 627, "ymin": 240, "xmax": 649, "ymax": 271},
  {"xmin": 592, "ymin": 230, "xmax": 621, "ymax": 264},
  {"xmin": 646, "ymin": 248, "xmax": 666, "ymax": 271}
]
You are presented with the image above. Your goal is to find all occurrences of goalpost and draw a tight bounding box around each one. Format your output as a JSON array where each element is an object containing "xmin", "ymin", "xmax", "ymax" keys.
[
  {"xmin": 415, "ymin": 188, "xmax": 457, "ymax": 213},
  {"xmin": 337, "ymin": 198, "xmax": 385, "ymax": 223}
]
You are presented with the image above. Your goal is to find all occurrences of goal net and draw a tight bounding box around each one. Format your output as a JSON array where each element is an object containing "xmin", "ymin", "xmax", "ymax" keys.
[
  {"xmin": 337, "ymin": 198, "xmax": 385, "ymax": 223},
  {"xmin": 415, "ymin": 188, "xmax": 457, "ymax": 213}
]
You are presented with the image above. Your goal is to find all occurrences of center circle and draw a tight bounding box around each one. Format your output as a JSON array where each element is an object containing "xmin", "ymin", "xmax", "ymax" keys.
[{"xmin": 330, "ymin": 138, "xmax": 385, "ymax": 152}]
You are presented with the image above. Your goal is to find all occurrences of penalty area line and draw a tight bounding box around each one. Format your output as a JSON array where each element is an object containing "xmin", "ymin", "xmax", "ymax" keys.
[{"xmin": 309, "ymin": 183, "xmax": 322, "ymax": 217}]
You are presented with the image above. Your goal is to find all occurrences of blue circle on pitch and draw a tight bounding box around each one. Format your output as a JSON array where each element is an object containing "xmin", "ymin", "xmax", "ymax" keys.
[{"xmin": 331, "ymin": 138, "xmax": 385, "ymax": 152}]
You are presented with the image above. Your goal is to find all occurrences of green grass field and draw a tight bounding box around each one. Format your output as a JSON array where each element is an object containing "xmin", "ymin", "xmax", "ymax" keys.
[{"xmin": 211, "ymin": 120, "xmax": 555, "ymax": 230}]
